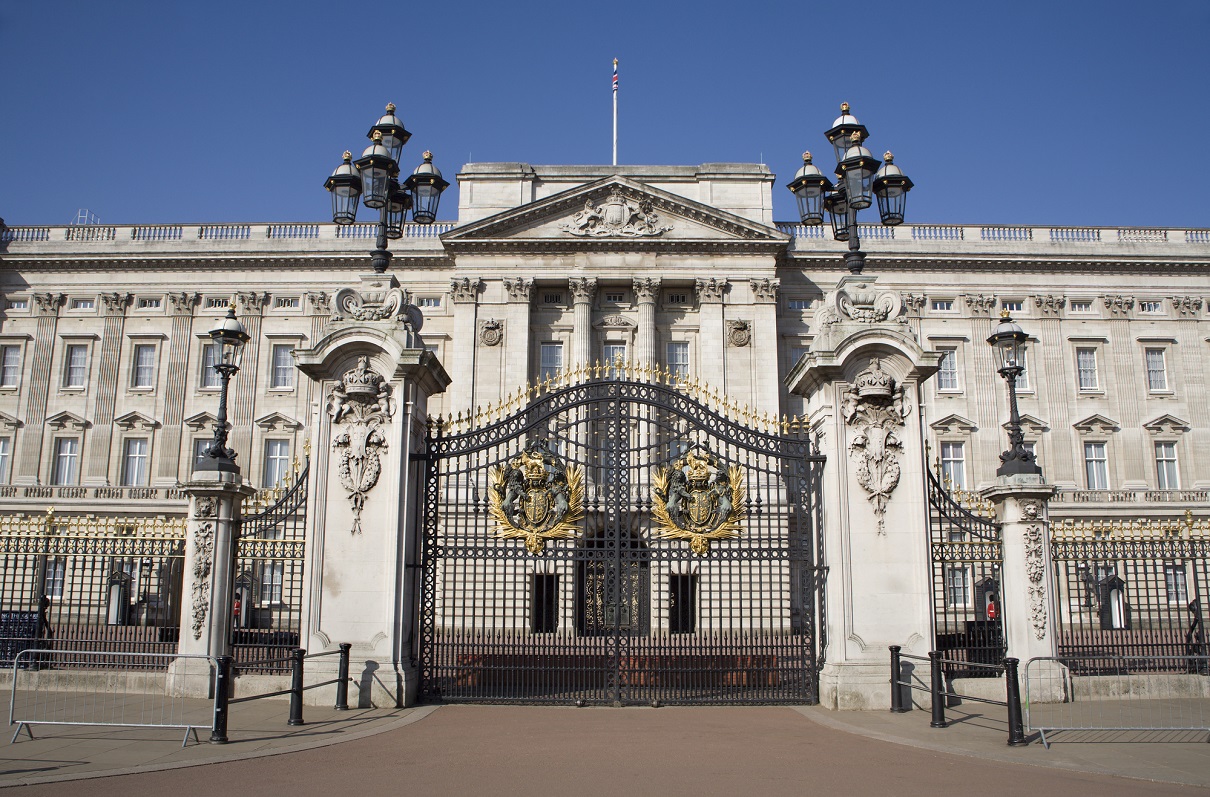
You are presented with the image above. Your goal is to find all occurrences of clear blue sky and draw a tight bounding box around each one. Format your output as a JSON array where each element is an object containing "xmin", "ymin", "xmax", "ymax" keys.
[{"xmin": 2, "ymin": 0, "xmax": 1207, "ymax": 228}]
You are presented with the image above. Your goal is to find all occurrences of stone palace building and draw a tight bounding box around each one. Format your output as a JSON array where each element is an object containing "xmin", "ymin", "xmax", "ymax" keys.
[{"xmin": 0, "ymin": 161, "xmax": 1206, "ymax": 709}]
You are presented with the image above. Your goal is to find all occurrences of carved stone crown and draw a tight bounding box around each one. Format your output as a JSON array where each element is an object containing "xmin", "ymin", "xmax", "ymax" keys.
[
  {"xmin": 853, "ymin": 358, "xmax": 894, "ymax": 400},
  {"xmin": 341, "ymin": 356, "xmax": 385, "ymax": 400}
]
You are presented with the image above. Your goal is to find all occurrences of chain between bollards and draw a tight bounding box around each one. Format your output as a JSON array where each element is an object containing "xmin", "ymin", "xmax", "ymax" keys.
[
  {"xmin": 210, "ymin": 655, "xmax": 233, "ymax": 744},
  {"xmin": 288, "ymin": 647, "xmax": 307, "ymax": 726},
  {"xmin": 1004, "ymin": 657, "xmax": 1028, "ymax": 746},
  {"xmin": 928, "ymin": 651, "xmax": 948, "ymax": 728},
  {"xmin": 335, "ymin": 643, "xmax": 352, "ymax": 710}
]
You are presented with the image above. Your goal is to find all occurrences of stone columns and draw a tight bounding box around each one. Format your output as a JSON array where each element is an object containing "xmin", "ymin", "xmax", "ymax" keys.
[
  {"xmin": 570, "ymin": 278, "xmax": 597, "ymax": 367},
  {"xmin": 633, "ymin": 277, "xmax": 659, "ymax": 367},
  {"xmin": 750, "ymin": 278, "xmax": 780, "ymax": 416},
  {"xmin": 294, "ymin": 283, "xmax": 449, "ymax": 707},
  {"xmin": 982, "ymin": 477, "xmax": 1058, "ymax": 666},
  {"xmin": 230, "ymin": 292, "xmax": 268, "ymax": 470},
  {"xmin": 155, "ymin": 292, "xmax": 198, "ymax": 486},
  {"xmin": 448, "ymin": 277, "xmax": 481, "ymax": 417},
  {"xmin": 502, "ymin": 278, "xmax": 533, "ymax": 389},
  {"xmin": 696, "ymin": 278, "xmax": 727, "ymax": 388},
  {"xmin": 84, "ymin": 292, "xmax": 131, "ymax": 485},
  {"xmin": 172, "ymin": 469, "xmax": 254, "ymax": 696},
  {"xmin": 14, "ymin": 293, "xmax": 64, "ymax": 484}
]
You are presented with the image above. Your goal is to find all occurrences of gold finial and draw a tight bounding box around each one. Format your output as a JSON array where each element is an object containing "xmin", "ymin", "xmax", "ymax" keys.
[
  {"xmin": 1000, "ymin": 309, "xmax": 1011, "ymax": 319},
  {"xmin": 803, "ymin": 151, "xmax": 812, "ymax": 163},
  {"xmin": 372, "ymin": 130, "xmax": 383, "ymax": 143},
  {"xmin": 840, "ymin": 101, "xmax": 850, "ymax": 113},
  {"xmin": 850, "ymin": 130, "xmax": 863, "ymax": 144},
  {"xmin": 386, "ymin": 102, "xmax": 396, "ymax": 113},
  {"xmin": 883, "ymin": 151, "xmax": 894, "ymax": 163},
  {"xmin": 304, "ymin": 438, "xmax": 312, "ymax": 458},
  {"xmin": 423, "ymin": 150, "xmax": 433, "ymax": 161},
  {"xmin": 342, "ymin": 150, "xmax": 352, "ymax": 162}
]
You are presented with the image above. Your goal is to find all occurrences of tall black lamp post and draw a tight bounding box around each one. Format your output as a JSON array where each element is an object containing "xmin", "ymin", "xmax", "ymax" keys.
[
  {"xmin": 324, "ymin": 103, "xmax": 450, "ymax": 274},
  {"xmin": 787, "ymin": 103, "xmax": 914, "ymax": 275},
  {"xmin": 200, "ymin": 305, "xmax": 250, "ymax": 474},
  {"xmin": 987, "ymin": 312, "xmax": 1042, "ymax": 477}
]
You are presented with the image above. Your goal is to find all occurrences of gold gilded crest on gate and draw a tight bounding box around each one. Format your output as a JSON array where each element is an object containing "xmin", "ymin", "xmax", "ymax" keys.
[
  {"xmin": 489, "ymin": 440, "xmax": 584, "ymax": 553},
  {"xmin": 652, "ymin": 445, "xmax": 746, "ymax": 555}
]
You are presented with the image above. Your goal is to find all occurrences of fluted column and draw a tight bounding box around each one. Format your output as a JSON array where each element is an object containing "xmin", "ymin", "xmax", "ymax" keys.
[
  {"xmin": 1104, "ymin": 296, "xmax": 1145, "ymax": 487},
  {"xmin": 695, "ymin": 278, "xmax": 727, "ymax": 389},
  {"xmin": 84, "ymin": 293, "xmax": 132, "ymax": 485},
  {"xmin": 14, "ymin": 293, "xmax": 64, "ymax": 484},
  {"xmin": 448, "ymin": 277, "xmax": 482, "ymax": 418},
  {"xmin": 570, "ymin": 278, "xmax": 597, "ymax": 367},
  {"xmin": 750, "ymin": 278, "xmax": 780, "ymax": 416},
  {"xmin": 1033, "ymin": 295, "xmax": 1075, "ymax": 486},
  {"xmin": 1173, "ymin": 297, "xmax": 1208, "ymax": 486},
  {"xmin": 148, "ymin": 293, "xmax": 197, "ymax": 485},
  {"xmin": 503, "ymin": 278, "xmax": 534, "ymax": 387},
  {"xmin": 633, "ymin": 278, "xmax": 659, "ymax": 368}
]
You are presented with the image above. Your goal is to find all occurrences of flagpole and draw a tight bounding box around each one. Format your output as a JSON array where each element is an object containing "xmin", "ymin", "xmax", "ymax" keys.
[{"xmin": 612, "ymin": 58, "xmax": 618, "ymax": 166}]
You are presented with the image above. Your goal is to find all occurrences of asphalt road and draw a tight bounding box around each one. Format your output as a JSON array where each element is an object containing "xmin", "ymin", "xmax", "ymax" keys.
[{"xmin": 12, "ymin": 706, "xmax": 1206, "ymax": 796}]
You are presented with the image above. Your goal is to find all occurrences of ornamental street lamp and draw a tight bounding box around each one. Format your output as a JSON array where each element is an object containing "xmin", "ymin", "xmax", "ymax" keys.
[
  {"xmin": 987, "ymin": 311, "xmax": 1042, "ymax": 477},
  {"xmin": 200, "ymin": 305, "xmax": 250, "ymax": 474},
  {"xmin": 787, "ymin": 103, "xmax": 914, "ymax": 275},
  {"xmin": 324, "ymin": 103, "xmax": 450, "ymax": 274}
]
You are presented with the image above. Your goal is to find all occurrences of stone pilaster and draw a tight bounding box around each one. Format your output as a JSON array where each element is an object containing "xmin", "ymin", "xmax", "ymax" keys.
[
  {"xmin": 230, "ymin": 291, "xmax": 268, "ymax": 479},
  {"xmin": 633, "ymin": 277, "xmax": 659, "ymax": 367},
  {"xmin": 14, "ymin": 293, "xmax": 64, "ymax": 484},
  {"xmin": 84, "ymin": 293, "xmax": 131, "ymax": 485},
  {"xmin": 448, "ymin": 277, "xmax": 481, "ymax": 417},
  {"xmin": 569, "ymin": 277, "xmax": 597, "ymax": 367},
  {"xmin": 155, "ymin": 293, "xmax": 198, "ymax": 485},
  {"xmin": 1104, "ymin": 296, "xmax": 1146, "ymax": 487},
  {"xmin": 1173, "ymin": 297, "xmax": 1208, "ymax": 486},
  {"xmin": 1032, "ymin": 295, "xmax": 1075, "ymax": 486},
  {"xmin": 695, "ymin": 278, "xmax": 727, "ymax": 389},
  {"xmin": 750, "ymin": 278, "xmax": 780, "ymax": 416},
  {"xmin": 503, "ymin": 278, "xmax": 533, "ymax": 391}
]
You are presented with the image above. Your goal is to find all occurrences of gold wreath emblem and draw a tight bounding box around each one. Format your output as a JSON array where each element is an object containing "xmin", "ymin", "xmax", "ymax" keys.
[
  {"xmin": 488, "ymin": 448, "xmax": 584, "ymax": 554},
  {"xmin": 652, "ymin": 456, "xmax": 746, "ymax": 555}
]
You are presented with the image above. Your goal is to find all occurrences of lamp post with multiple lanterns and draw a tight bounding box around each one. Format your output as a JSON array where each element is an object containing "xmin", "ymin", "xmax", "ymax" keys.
[
  {"xmin": 324, "ymin": 103, "xmax": 449, "ymax": 274},
  {"xmin": 987, "ymin": 312, "xmax": 1042, "ymax": 477},
  {"xmin": 787, "ymin": 103, "xmax": 914, "ymax": 275},
  {"xmin": 200, "ymin": 304, "xmax": 250, "ymax": 474}
]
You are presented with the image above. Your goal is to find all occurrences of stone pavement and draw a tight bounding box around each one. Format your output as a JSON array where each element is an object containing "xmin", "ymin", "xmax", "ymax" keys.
[{"xmin": 2, "ymin": 700, "xmax": 1209, "ymax": 795}]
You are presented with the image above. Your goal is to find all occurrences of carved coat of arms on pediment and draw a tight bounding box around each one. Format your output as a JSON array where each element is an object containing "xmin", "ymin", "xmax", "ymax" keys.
[{"xmin": 561, "ymin": 187, "xmax": 672, "ymax": 237}]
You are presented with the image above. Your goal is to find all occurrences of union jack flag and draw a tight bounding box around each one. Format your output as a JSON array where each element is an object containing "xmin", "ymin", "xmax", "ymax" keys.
[{"xmin": 612, "ymin": 59, "xmax": 618, "ymax": 92}]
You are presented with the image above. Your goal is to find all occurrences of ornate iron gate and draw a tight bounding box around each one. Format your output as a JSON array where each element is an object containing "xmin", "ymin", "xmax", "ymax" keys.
[
  {"xmin": 927, "ymin": 467, "xmax": 1005, "ymax": 676},
  {"xmin": 419, "ymin": 368, "xmax": 825, "ymax": 705},
  {"xmin": 233, "ymin": 458, "xmax": 308, "ymax": 673}
]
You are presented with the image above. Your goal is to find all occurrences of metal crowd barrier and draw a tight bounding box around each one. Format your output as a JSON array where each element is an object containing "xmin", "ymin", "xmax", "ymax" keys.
[
  {"xmin": 216, "ymin": 644, "xmax": 351, "ymax": 741},
  {"xmin": 8, "ymin": 649, "xmax": 219, "ymax": 747},
  {"xmin": 889, "ymin": 645, "xmax": 1027, "ymax": 746},
  {"xmin": 1024, "ymin": 654, "xmax": 1210, "ymax": 748}
]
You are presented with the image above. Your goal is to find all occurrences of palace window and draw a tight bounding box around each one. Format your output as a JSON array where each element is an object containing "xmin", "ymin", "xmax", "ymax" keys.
[
  {"xmin": 543, "ymin": 292, "xmax": 564, "ymax": 305},
  {"xmin": 6, "ymin": 298, "xmax": 29, "ymax": 311},
  {"xmin": 1001, "ymin": 299, "xmax": 1023, "ymax": 313},
  {"xmin": 260, "ymin": 559, "xmax": 285, "ymax": 604},
  {"xmin": 45, "ymin": 557, "xmax": 67, "ymax": 600},
  {"xmin": 1155, "ymin": 442, "xmax": 1179, "ymax": 490},
  {"xmin": 945, "ymin": 567, "xmax": 971, "ymax": 607},
  {"xmin": 263, "ymin": 439, "xmax": 291, "ymax": 488},
  {"xmin": 668, "ymin": 573, "xmax": 698, "ymax": 634},
  {"xmin": 0, "ymin": 437, "xmax": 10, "ymax": 482},
  {"xmin": 136, "ymin": 297, "xmax": 162, "ymax": 309},
  {"xmin": 603, "ymin": 343, "xmax": 627, "ymax": 377},
  {"xmin": 937, "ymin": 349, "xmax": 960, "ymax": 391},
  {"xmin": 1070, "ymin": 300, "xmax": 1093, "ymax": 313},
  {"xmin": 70, "ymin": 298, "xmax": 95, "ymax": 310},
  {"xmin": 1075, "ymin": 347, "xmax": 1099, "ymax": 390},
  {"xmin": 271, "ymin": 344, "xmax": 295, "ymax": 389},
  {"xmin": 787, "ymin": 298, "xmax": 812, "ymax": 310},
  {"xmin": 940, "ymin": 442, "xmax": 966, "ymax": 490},
  {"xmin": 1144, "ymin": 347, "xmax": 1168, "ymax": 392},
  {"xmin": 530, "ymin": 574, "xmax": 559, "ymax": 633},
  {"xmin": 1165, "ymin": 564, "xmax": 1188, "ymax": 605},
  {"xmin": 1014, "ymin": 348, "xmax": 1030, "ymax": 391},
  {"xmin": 1140, "ymin": 300, "xmax": 1164, "ymax": 314},
  {"xmin": 667, "ymin": 342, "xmax": 689, "ymax": 378},
  {"xmin": 52, "ymin": 437, "xmax": 80, "ymax": 485},
  {"xmin": 1, "ymin": 346, "xmax": 20, "ymax": 387},
  {"xmin": 193, "ymin": 438, "xmax": 211, "ymax": 467},
  {"xmin": 418, "ymin": 297, "xmax": 441, "ymax": 308},
  {"xmin": 604, "ymin": 291, "xmax": 626, "ymax": 303},
  {"xmin": 665, "ymin": 292, "xmax": 688, "ymax": 305},
  {"xmin": 121, "ymin": 438, "xmax": 149, "ymax": 487},
  {"xmin": 131, "ymin": 343, "xmax": 157, "ymax": 389},
  {"xmin": 274, "ymin": 296, "xmax": 300, "ymax": 309},
  {"xmin": 200, "ymin": 343, "xmax": 221, "ymax": 389},
  {"xmin": 931, "ymin": 299, "xmax": 954, "ymax": 312},
  {"xmin": 206, "ymin": 297, "xmax": 229, "ymax": 309},
  {"xmin": 1083, "ymin": 442, "xmax": 1109, "ymax": 490},
  {"xmin": 540, "ymin": 343, "xmax": 563, "ymax": 382},
  {"xmin": 63, "ymin": 344, "xmax": 89, "ymax": 388}
]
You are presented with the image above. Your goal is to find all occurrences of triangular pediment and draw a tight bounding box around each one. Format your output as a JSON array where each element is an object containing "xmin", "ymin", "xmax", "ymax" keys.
[
  {"xmin": 1005, "ymin": 414, "xmax": 1049, "ymax": 435},
  {"xmin": 930, "ymin": 413, "xmax": 978, "ymax": 434},
  {"xmin": 1143, "ymin": 414, "xmax": 1190, "ymax": 435},
  {"xmin": 184, "ymin": 411, "xmax": 225, "ymax": 431},
  {"xmin": 115, "ymin": 411, "xmax": 160, "ymax": 431},
  {"xmin": 0, "ymin": 410, "xmax": 20, "ymax": 430},
  {"xmin": 442, "ymin": 176, "xmax": 788, "ymax": 254},
  {"xmin": 1073, "ymin": 414, "xmax": 1119, "ymax": 434},
  {"xmin": 255, "ymin": 412, "xmax": 303, "ymax": 431},
  {"xmin": 46, "ymin": 410, "xmax": 89, "ymax": 431}
]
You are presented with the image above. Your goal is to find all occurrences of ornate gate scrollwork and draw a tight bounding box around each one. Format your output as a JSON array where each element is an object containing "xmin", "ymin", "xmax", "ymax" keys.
[{"xmin": 489, "ymin": 440, "xmax": 585, "ymax": 553}]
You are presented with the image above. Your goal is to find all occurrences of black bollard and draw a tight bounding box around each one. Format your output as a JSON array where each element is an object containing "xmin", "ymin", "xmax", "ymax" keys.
[
  {"xmin": 889, "ymin": 646, "xmax": 908, "ymax": 713},
  {"xmin": 1004, "ymin": 657, "xmax": 1027, "ymax": 746},
  {"xmin": 335, "ymin": 643, "xmax": 351, "ymax": 710},
  {"xmin": 929, "ymin": 651, "xmax": 948, "ymax": 728},
  {"xmin": 288, "ymin": 647, "xmax": 306, "ymax": 726},
  {"xmin": 210, "ymin": 656, "xmax": 233, "ymax": 744}
]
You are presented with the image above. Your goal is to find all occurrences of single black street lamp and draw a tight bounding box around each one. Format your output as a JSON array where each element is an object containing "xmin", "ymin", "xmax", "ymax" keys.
[
  {"xmin": 324, "ymin": 103, "xmax": 450, "ymax": 274},
  {"xmin": 200, "ymin": 305, "xmax": 250, "ymax": 474},
  {"xmin": 987, "ymin": 312, "xmax": 1042, "ymax": 477},
  {"xmin": 787, "ymin": 103, "xmax": 914, "ymax": 275}
]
